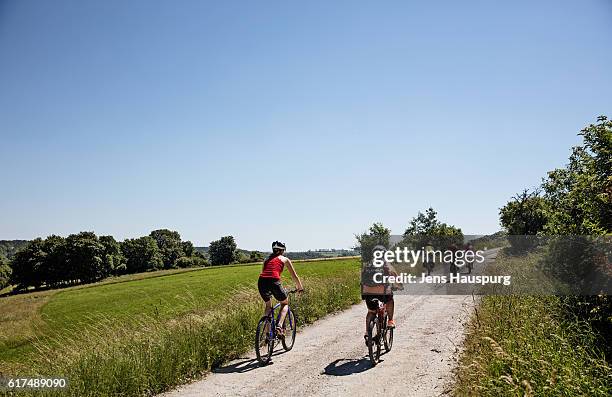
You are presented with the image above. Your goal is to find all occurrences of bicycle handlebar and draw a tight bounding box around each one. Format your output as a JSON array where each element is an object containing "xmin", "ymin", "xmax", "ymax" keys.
[{"xmin": 287, "ymin": 289, "xmax": 304, "ymax": 294}]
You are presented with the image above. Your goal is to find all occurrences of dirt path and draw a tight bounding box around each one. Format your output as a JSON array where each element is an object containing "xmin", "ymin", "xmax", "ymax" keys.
[{"xmin": 163, "ymin": 250, "xmax": 499, "ymax": 397}]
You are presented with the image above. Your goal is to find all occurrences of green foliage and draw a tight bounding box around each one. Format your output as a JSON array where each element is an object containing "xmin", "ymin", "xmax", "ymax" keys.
[
  {"xmin": 64, "ymin": 232, "xmax": 109, "ymax": 283},
  {"xmin": 149, "ymin": 229, "xmax": 185, "ymax": 268},
  {"xmin": 175, "ymin": 256, "xmax": 208, "ymax": 268},
  {"xmin": 234, "ymin": 251, "xmax": 250, "ymax": 264},
  {"xmin": 249, "ymin": 250, "xmax": 265, "ymax": 262},
  {"xmin": 208, "ymin": 236, "xmax": 237, "ymax": 266},
  {"xmin": 41, "ymin": 235, "xmax": 68, "ymax": 286},
  {"xmin": 401, "ymin": 208, "xmax": 464, "ymax": 249},
  {"xmin": 3, "ymin": 229, "xmax": 202, "ymax": 291},
  {"xmin": 0, "ymin": 240, "xmax": 29, "ymax": 260},
  {"xmin": 121, "ymin": 236, "xmax": 163, "ymax": 273},
  {"xmin": 355, "ymin": 222, "xmax": 390, "ymax": 263},
  {"xmin": 542, "ymin": 116, "xmax": 612, "ymax": 234},
  {"xmin": 489, "ymin": 116, "xmax": 612, "ymax": 395},
  {"xmin": 0, "ymin": 257, "xmax": 11, "ymax": 290},
  {"xmin": 10, "ymin": 238, "xmax": 47, "ymax": 289},
  {"xmin": 100, "ymin": 235, "xmax": 126, "ymax": 275},
  {"xmin": 499, "ymin": 189, "xmax": 548, "ymax": 252},
  {"xmin": 470, "ymin": 231, "xmax": 508, "ymax": 251},
  {"xmin": 181, "ymin": 240, "xmax": 194, "ymax": 257}
]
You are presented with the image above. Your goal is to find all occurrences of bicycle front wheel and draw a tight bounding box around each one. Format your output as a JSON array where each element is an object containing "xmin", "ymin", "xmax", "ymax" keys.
[
  {"xmin": 367, "ymin": 317, "xmax": 381, "ymax": 365},
  {"xmin": 282, "ymin": 309, "xmax": 297, "ymax": 351},
  {"xmin": 255, "ymin": 316, "xmax": 273, "ymax": 365}
]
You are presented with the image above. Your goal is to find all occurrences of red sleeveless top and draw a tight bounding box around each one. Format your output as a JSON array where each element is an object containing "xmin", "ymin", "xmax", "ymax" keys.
[{"xmin": 260, "ymin": 256, "xmax": 284, "ymax": 280}]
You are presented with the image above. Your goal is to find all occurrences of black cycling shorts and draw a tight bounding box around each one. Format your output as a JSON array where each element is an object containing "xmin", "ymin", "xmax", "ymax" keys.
[
  {"xmin": 258, "ymin": 277, "xmax": 288, "ymax": 302},
  {"xmin": 362, "ymin": 293, "xmax": 393, "ymax": 311}
]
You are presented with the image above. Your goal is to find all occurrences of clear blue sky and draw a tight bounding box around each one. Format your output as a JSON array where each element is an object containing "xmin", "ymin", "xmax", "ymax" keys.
[{"xmin": 1, "ymin": 0, "xmax": 611, "ymax": 250}]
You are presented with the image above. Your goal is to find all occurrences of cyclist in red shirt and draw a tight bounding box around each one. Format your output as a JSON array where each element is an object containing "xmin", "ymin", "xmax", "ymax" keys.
[{"xmin": 258, "ymin": 241, "xmax": 304, "ymax": 334}]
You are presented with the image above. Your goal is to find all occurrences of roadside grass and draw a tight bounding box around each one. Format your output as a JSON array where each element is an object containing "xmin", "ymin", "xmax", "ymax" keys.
[
  {"xmin": 0, "ymin": 258, "xmax": 361, "ymax": 396},
  {"xmin": 454, "ymin": 251, "xmax": 612, "ymax": 396}
]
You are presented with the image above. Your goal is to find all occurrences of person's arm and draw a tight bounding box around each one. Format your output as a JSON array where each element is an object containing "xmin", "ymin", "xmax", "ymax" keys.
[{"xmin": 283, "ymin": 257, "xmax": 304, "ymax": 291}]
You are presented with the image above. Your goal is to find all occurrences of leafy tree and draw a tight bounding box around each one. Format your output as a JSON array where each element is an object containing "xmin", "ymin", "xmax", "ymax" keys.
[
  {"xmin": 0, "ymin": 240, "xmax": 30, "ymax": 259},
  {"xmin": 149, "ymin": 229, "xmax": 184, "ymax": 268},
  {"xmin": 402, "ymin": 208, "xmax": 463, "ymax": 249},
  {"xmin": 208, "ymin": 236, "xmax": 237, "ymax": 266},
  {"xmin": 181, "ymin": 240, "xmax": 195, "ymax": 257},
  {"xmin": 542, "ymin": 116, "xmax": 611, "ymax": 234},
  {"xmin": 249, "ymin": 250, "xmax": 265, "ymax": 262},
  {"xmin": 100, "ymin": 235, "xmax": 126, "ymax": 275},
  {"xmin": 10, "ymin": 238, "xmax": 46, "ymax": 290},
  {"xmin": 0, "ymin": 257, "xmax": 12, "ymax": 290},
  {"xmin": 121, "ymin": 236, "xmax": 163, "ymax": 273},
  {"xmin": 41, "ymin": 235, "xmax": 67, "ymax": 287},
  {"xmin": 355, "ymin": 222, "xmax": 391, "ymax": 263},
  {"xmin": 499, "ymin": 190, "xmax": 549, "ymax": 252},
  {"xmin": 64, "ymin": 232, "xmax": 108, "ymax": 283}
]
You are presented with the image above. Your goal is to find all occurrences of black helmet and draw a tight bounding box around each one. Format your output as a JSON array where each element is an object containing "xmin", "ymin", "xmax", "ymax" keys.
[{"xmin": 272, "ymin": 241, "xmax": 286, "ymax": 251}]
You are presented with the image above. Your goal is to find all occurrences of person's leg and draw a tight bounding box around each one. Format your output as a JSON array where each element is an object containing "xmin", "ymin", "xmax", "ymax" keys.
[
  {"xmin": 264, "ymin": 299, "xmax": 272, "ymax": 316},
  {"xmin": 365, "ymin": 309, "xmax": 376, "ymax": 335},
  {"xmin": 364, "ymin": 296, "xmax": 378, "ymax": 336},
  {"xmin": 386, "ymin": 297, "xmax": 395, "ymax": 328},
  {"xmin": 277, "ymin": 299, "xmax": 289, "ymax": 332},
  {"xmin": 272, "ymin": 281, "xmax": 289, "ymax": 329},
  {"xmin": 258, "ymin": 278, "xmax": 273, "ymax": 316},
  {"xmin": 386, "ymin": 298, "xmax": 394, "ymax": 321}
]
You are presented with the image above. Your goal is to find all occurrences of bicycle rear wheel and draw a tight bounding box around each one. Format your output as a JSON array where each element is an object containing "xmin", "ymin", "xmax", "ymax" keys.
[
  {"xmin": 384, "ymin": 314, "xmax": 393, "ymax": 352},
  {"xmin": 255, "ymin": 316, "xmax": 273, "ymax": 365},
  {"xmin": 281, "ymin": 309, "xmax": 297, "ymax": 351},
  {"xmin": 367, "ymin": 317, "xmax": 381, "ymax": 365}
]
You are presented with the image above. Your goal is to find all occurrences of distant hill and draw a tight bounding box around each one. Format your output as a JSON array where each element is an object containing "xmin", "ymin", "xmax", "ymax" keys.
[
  {"xmin": 468, "ymin": 231, "xmax": 508, "ymax": 249},
  {"xmin": 0, "ymin": 240, "xmax": 29, "ymax": 259}
]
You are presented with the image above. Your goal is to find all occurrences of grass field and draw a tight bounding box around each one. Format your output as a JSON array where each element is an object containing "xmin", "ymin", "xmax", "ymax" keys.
[
  {"xmin": 0, "ymin": 258, "xmax": 361, "ymax": 396},
  {"xmin": 454, "ymin": 251, "xmax": 612, "ymax": 396}
]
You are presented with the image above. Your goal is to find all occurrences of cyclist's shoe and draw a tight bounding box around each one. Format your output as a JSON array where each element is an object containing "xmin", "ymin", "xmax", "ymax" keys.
[
  {"xmin": 387, "ymin": 319, "xmax": 396, "ymax": 328},
  {"xmin": 364, "ymin": 334, "xmax": 370, "ymax": 346}
]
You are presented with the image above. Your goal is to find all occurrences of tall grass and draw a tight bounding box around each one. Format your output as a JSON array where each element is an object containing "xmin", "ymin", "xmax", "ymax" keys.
[
  {"xmin": 454, "ymin": 251, "xmax": 611, "ymax": 396},
  {"xmin": 11, "ymin": 274, "xmax": 360, "ymax": 396}
]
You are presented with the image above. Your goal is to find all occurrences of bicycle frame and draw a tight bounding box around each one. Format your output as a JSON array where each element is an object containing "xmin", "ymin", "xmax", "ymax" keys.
[{"xmin": 266, "ymin": 296, "xmax": 295, "ymax": 341}]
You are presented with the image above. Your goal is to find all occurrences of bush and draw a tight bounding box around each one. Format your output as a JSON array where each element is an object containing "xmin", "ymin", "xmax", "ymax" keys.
[{"xmin": 175, "ymin": 256, "xmax": 209, "ymax": 268}]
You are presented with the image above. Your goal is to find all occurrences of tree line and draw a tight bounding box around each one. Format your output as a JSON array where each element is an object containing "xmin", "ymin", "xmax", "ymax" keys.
[
  {"xmin": 3, "ymin": 230, "xmax": 207, "ymax": 291},
  {"xmin": 1, "ymin": 231, "xmax": 269, "ymax": 292},
  {"xmin": 355, "ymin": 207, "xmax": 464, "ymax": 263},
  {"xmin": 0, "ymin": 230, "xmax": 360, "ymax": 293}
]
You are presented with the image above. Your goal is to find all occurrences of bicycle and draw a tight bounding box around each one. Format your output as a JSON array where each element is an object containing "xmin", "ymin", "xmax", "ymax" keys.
[
  {"xmin": 255, "ymin": 289, "xmax": 298, "ymax": 365},
  {"xmin": 365, "ymin": 298, "xmax": 393, "ymax": 366},
  {"xmin": 423, "ymin": 259, "xmax": 434, "ymax": 276}
]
